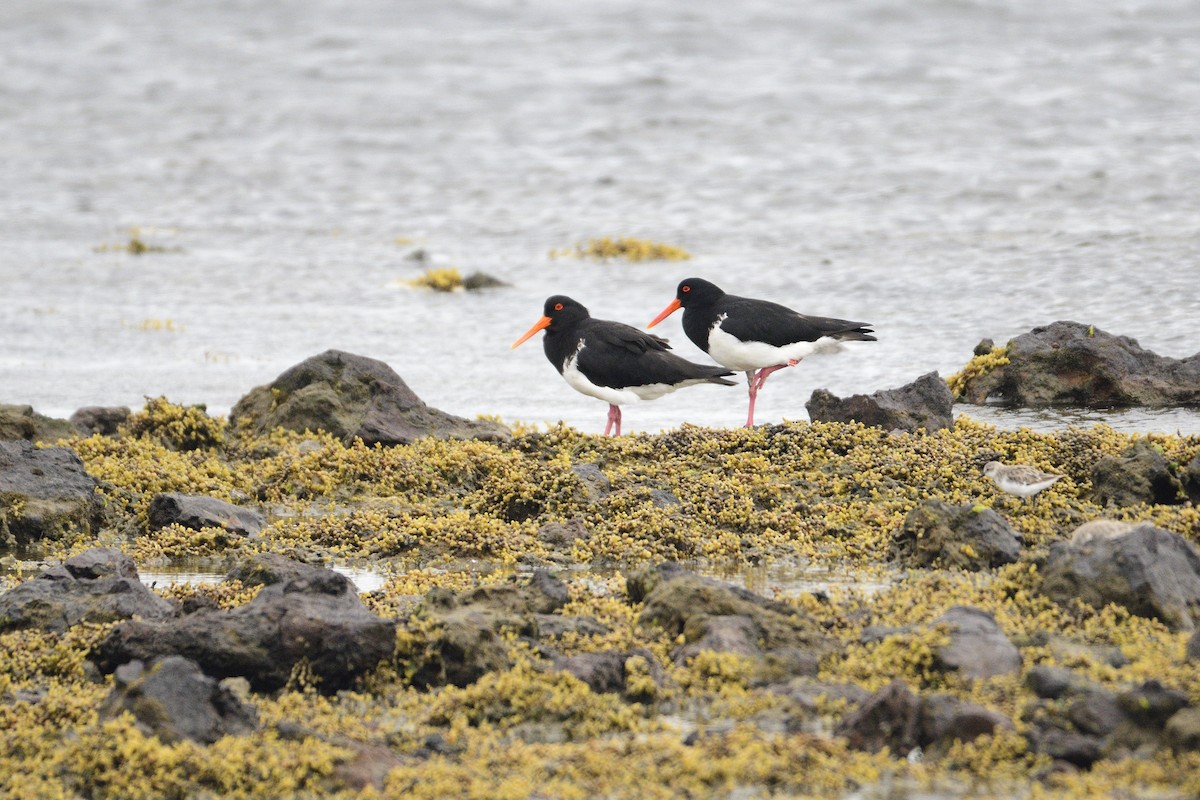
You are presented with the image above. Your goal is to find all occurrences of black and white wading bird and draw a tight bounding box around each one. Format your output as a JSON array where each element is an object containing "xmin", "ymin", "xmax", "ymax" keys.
[
  {"xmin": 512, "ymin": 295, "xmax": 736, "ymax": 435},
  {"xmin": 648, "ymin": 278, "xmax": 876, "ymax": 427}
]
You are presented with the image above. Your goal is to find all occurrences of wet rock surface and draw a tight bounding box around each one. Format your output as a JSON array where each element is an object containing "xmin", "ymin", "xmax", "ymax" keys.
[
  {"xmin": 229, "ymin": 349, "xmax": 511, "ymax": 446},
  {"xmin": 94, "ymin": 558, "xmax": 396, "ymax": 692},
  {"xmin": 1089, "ymin": 441, "xmax": 1187, "ymax": 506},
  {"xmin": 147, "ymin": 492, "xmax": 266, "ymax": 536},
  {"xmin": 806, "ymin": 371, "xmax": 954, "ymax": 433},
  {"xmin": 954, "ymin": 321, "xmax": 1200, "ymax": 407},
  {"xmin": 69, "ymin": 405, "xmax": 131, "ymax": 436},
  {"xmin": 100, "ymin": 656, "xmax": 258, "ymax": 744},
  {"xmin": 0, "ymin": 440, "xmax": 103, "ymax": 546},
  {"xmin": 891, "ymin": 499, "xmax": 1023, "ymax": 570},
  {"xmin": 0, "ymin": 547, "xmax": 176, "ymax": 633},
  {"xmin": 929, "ymin": 606, "xmax": 1022, "ymax": 680},
  {"xmin": 1039, "ymin": 523, "xmax": 1200, "ymax": 631}
]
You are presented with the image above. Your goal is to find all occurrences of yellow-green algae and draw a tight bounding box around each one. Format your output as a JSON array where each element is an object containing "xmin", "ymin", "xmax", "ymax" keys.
[
  {"xmin": 946, "ymin": 345, "xmax": 1011, "ymax": 401},
  {"xmin": 404, "ymin": 267, "xmax": 464, "ymax": 292},
  {"xmin": 3, "ymin": 399, "xmax": 1200, "ymax": 797},
  {"xmin": 549, "ymin": 236, "xmax": 692, "ymax": 262}
]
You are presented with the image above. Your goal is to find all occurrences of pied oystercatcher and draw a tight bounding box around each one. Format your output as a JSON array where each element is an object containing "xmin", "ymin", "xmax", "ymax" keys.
[
  {"xmin": 648, "ymin": 277, "xmax": 876, "ymax": 427},
  {"xmin": 512, "ymin": 295, "xmax": 736, "ymax": 435}
]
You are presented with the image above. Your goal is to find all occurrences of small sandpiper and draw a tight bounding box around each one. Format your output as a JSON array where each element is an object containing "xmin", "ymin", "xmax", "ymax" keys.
[{"xmin": 982, "ymin": 461, "xmax": 1064, "ymax": 500}]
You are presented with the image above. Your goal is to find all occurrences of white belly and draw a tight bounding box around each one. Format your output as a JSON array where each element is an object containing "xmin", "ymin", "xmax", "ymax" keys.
[
  {"xmin": 706, "ymin": 321, "xmax": 836, "ymax": 371},
  {"xmin": 562, "ymin": 352, "xmax": 696, "ymax": 405}
]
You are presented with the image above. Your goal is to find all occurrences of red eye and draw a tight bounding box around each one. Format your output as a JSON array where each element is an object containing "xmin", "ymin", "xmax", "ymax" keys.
[
  {"xmin": 681, "ymin": 285, "xmax": 690, "ymax": 293},
  {"xmin": 554, "ymin": 302, "xmax": 563, "ymax": 311}
]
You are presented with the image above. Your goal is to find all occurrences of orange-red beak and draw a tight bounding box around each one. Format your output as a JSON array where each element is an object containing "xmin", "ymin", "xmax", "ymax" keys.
[
  {"xmin": 647, "ymin": 298, "xmax": 682, "ymax": 329},
  {"xmin": 512, "ymin": 315, "xmax": 552, "ymax": 348}
]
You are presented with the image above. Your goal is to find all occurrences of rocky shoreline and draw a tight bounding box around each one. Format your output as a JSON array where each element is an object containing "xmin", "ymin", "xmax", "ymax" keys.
[{"xmin": 2, "ymin": 327, "xmax": 1200, "ymax": 799}]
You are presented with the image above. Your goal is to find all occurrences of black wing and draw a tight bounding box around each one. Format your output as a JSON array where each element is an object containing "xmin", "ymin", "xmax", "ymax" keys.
[
  {"xmin": 578, "ymin": 319, "xmax": 733, "ymax": 390},
  {"xmin": 718, "ymin": 295, "xmax": 875, "ymax": 347}
]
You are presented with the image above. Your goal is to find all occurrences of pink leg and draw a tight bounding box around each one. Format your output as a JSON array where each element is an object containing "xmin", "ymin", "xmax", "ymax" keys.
[
  {"xmin": 605, "ymin": 404, "xmax": 622, "ymax": 437},
  {"xmin": 745, "ymin": 360, "xmax": 802, "ymax": 427},
  {"xmin": 744, "ymin": 371, "xmax": 758, "ymax": 428}
]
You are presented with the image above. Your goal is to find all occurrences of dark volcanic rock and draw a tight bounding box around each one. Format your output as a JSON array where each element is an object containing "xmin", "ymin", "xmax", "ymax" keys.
[
  {"xmin": 1067, "ymin": 690, "xmax": 1125, "ymax": 737},
  {"xmin": 229, "ymin": 349, "xmax": 510, "ymax": 446},
  {"xmin": 1090, "ymin": 441, "xmax": 1186, "ymax": 507},
  {"xmin": 462, "ymin": 570, "xmax": 570, "ymax": 616},
  {"xmin": 837, "ymin": 681, "xmax": 1013, "ymax": 757},
  {"xmin": 100, "ymin": 657, "xmax": 258, "ymax": 744},
  {"xmin": 892, "ymin": 499, "xmax": 1022, "ymax": 570},
  {"xmin": 919, "ymin": 693, "xmax": 1014, "ymax": 753},
  {"xmin": 557, "ymin": 648, "xmax": 662, "ymax": 698},
  {"xmin": 403, "ymin": 602, "xmax": 518, "ymax": 689},
  {"xmin": 0, "ymin": 548, "xmax": 176, "ymax": 633},
  {"xmin": 1188, "ymin": 629, "xmax": 1200, "ymax": 662},
  {"xmin": 835, "ymin": 680, "xmax": 922, "ymax": 755},
  {"xmin": 1025, "ymin": 665, "xmax": 1077, "ymax": 700},
  {"xmin": 537, "ymin": 518, "xmax": 589, "ymax": 546},
  {"xmin": 954, "ymin": 321, "xmax": 1200, "ymax": 407},
  {"xmin": 225, "ymin": 553, "xmax": 335, "ymax": 587},
  {"xmin": 806, "ymin": 371, "xmax": 954, "ymax": 433},
  {"xmin": 631, "ymin": 564, "xmax": 833, "ymax": 683},
  {"xmin": 930, "ymin": 606, "xmax": 1022, "ymax": 680},
  {"xmin": 0, "ymin": 440, "xmax": 103, "ymax": 547},
  {"xmin": 94, "ymin": 560, "xmax": 396, "ymax": 693},
  {"xmin": 1039, "ymin": 524, "xmax": 1200, "ymax": 631},
  {"xmin": 1031, "ymin": 728, "xmax": 1104, "ymax": 768},
  {"xmin": 633, "ymin": 564, "xmax": 832, "ymax": 655},
  {"xmin": 148, "ymin": 492, "xmax": 265, "ymax": 537},
  {"xmin": 1117, "ymin": 680, "xmax": 1189, "ymax": 728},
  {"xmin": 0, "ymin": 404, "xmax": 73, "ymax": 443},
  {"xmin": 1165, "ymin": 708, "xmax": 1200, "ymax": 752},
  {"xmin": 69, "ymin": 406, "xmax": 131, "ymax": 436}
]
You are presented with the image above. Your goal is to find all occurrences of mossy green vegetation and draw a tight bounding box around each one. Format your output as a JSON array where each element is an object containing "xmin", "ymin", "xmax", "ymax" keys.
[
  {"xmin": 4, "ymin": 398, "xmax": 1200, "ymax": 797},
  {"xmin": 550, "ymin": 236, "xmax": 692, "ymax": 262}
]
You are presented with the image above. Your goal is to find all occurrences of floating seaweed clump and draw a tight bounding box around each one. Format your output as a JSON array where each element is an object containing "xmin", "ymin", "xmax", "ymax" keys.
[
  {"xmin": 93, "ymin": 227, "xmax": 179, "ymax": 255},
  {"xmin": 405, "ymin": 267, "xmax": 464, "ymax": 292},
  {"xmin": 551, "ymin": 237, "xmax": 692, "ymax": 262}
]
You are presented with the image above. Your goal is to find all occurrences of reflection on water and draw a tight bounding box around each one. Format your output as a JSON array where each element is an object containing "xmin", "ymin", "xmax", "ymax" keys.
[
  {"xmin": 958, "ymin": 404, "xmax": 1200, "ymax": 436},
  {"xmin": 138, "ymin": 563, "xmax": 389, "ymax": 594}
]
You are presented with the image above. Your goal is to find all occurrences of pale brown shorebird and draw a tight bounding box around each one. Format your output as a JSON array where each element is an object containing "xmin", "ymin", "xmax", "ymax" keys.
[{"xmin": 982, "ymin": 461, "xmax": 1064, "ymax": 501}]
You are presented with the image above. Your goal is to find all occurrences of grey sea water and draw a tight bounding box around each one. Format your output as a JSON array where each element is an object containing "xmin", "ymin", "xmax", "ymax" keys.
[{"xmin": 3, "ymin": 0, "xmax": 1199, "ymax": 434}]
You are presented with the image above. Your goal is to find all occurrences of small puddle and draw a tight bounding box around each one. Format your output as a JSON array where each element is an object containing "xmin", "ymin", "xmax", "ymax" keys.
[{"xmin": 137, "ymin": 563, "xmax": 389, "ymax": 594}]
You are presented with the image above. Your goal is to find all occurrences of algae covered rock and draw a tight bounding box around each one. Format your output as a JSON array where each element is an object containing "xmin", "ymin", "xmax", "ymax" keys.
[
  {"xmin": 0, "ymin": 440, "xmax": 103, "ymax": 547},
  {"xmin": 0, "ymin": 548, "xmax": 176, "ymax": 633},
  {"xmin": 630, "ymin": 563, "xmax": 834, "ymax": 679},
  {"xmin": 806, "ymin": 372, "xmax": 954, "ymax": 433},
  {"xmin": 891, "ymin": 499, "xmax": 1022, "ymax": 570},
  {"xmin": 952, "ymin": 321, "xmax": 1200, "ymax": 407},
  {"xmin": 0, "ymin": 404, "xmax": 74, "ymax": 443},
  {"xmin": 100, "ymin": 657, "xmax": 258, "ymax": 744},
  {"xmin": 1089, "ymin": 441, "xmax": 1187, "ymax": 506},
  {"xmin": 94, "ymin": 558, "xmax": 396, "ymax": 692},
  {"xmin": 1039, "ymin": 524, "xmax": 1200, "ymax": 631},
  {"xmin": 148, "ymin": 492, "xmax": 265, "ymax": 537},
  {"xmin": 230, "ymin": 349, "xmax": 510, "ymax": 446},
  {"xmin": 401, "ymin": 589, "xmax": 520, "ymax": 689}
]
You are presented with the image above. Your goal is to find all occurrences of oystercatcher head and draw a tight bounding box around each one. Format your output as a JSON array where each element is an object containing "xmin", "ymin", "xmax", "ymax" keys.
[
  {"xmin": 513, "ymin": 295, "xmax": 735, "ymax": 436},
  {"xmin": 649, "ymin": 278, "xmax": 875, "ymax": 428}
]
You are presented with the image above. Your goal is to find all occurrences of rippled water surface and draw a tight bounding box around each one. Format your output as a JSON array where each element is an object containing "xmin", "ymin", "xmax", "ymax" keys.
[{"xmin": 3, "ymin": 0, "xmax": 1199, "ymax": 434}]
